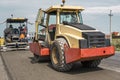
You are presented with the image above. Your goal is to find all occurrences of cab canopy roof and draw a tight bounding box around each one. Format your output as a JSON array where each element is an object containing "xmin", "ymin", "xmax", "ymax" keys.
[
  {"xmin": 6, "ymin": 18, "xmax": 28, "ymax": 23},
  {"xmin": 45, "ymin": 5, "xmax": 84, "ymax": 13}
]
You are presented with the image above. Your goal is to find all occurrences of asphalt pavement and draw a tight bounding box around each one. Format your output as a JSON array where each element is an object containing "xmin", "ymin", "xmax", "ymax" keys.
[
  {"xmin": 0, "ymin": 51, "xmax": 9, "ymax": 80},
  {"xmin": 0, "ymin": 50, "xmax": 120, "ymax": 80},
  {"xmin": 99, "ymin": 52, "xmax": 120, "ymax": 72}
]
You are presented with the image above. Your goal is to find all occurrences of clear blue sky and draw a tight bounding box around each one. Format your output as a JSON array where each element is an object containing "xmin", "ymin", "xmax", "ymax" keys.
[{"xmin": 0, "ymin": 0, "xmax": 120, "ymax": 37}]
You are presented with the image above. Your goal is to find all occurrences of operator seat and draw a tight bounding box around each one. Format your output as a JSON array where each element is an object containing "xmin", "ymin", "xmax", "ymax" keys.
[{"xmin": 49, "ymin": 24, "xmax": 56, "ymax": 41}]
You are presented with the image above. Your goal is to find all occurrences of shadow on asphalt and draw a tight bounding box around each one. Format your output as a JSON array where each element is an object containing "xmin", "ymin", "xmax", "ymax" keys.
[
  {"xmin": 47, "ymin": 61, "xmax": 104, "ymax": 74},
  {"xmin": 29, "ymin": 57, "xmax": 50, "ymax": 64},
  {"xmin": 65, "ymin": 62, "xmax": 104, "ymax": 74},
  {"xmin": 29, "ymin": 57, "xmax": 104, "ymax": 74}
]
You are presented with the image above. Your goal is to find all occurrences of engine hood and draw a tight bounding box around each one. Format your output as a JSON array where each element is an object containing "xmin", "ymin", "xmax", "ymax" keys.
[{"xmin": 65, "ymin": 23, "xmax": 96, "ymax": 30}]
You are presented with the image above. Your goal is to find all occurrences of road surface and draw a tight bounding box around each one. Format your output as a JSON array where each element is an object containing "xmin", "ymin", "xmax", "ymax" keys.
[
  {"xmin": 1, "ymin": 50, "xmax": 120, "ymax": 80},
  {"xmin": 0, "ymin": 52, "xmax": 9, "ymax": 80}
]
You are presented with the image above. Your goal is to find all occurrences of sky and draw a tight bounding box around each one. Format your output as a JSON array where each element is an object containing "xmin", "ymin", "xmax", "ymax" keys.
[{"xmin": 0, "ymin": 0, "xmax": 120, "ymax": 37}]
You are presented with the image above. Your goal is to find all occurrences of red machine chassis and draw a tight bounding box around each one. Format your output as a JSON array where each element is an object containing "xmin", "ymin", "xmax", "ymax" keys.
[{"xmin": 30, "ymin": 42, "xmax": 115, "ymax": 63}]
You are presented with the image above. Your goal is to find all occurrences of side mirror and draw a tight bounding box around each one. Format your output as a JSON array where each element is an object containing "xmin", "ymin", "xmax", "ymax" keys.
[
  {"xmin": 36, "ymin": 9, "xmax": 46, "ymax": 28},
  {"xmin": 40, "ymin": 17, "xmax": 46, "ymax": 28},
  {"xmin": 41, "ymin": 17, "xmax": 44, "ymax": 25}
]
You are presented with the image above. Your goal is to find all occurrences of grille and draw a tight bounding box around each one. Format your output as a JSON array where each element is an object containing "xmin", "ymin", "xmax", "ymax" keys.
[
  {"xmin": 82, "ymin": 32, "xmax": 105, "ymax": 48},
  {"xmin": 12, "ymin": 37, "xmax": 19, "ymax": 42}
]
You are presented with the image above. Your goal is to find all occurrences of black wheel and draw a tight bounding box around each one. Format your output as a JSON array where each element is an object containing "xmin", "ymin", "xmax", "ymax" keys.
[
  {"xmin": 32, "ymin": 54, "xmax": 49, "ymax": 63},
  {"xmin": 31, "ymin": 54, "xmax": 40, "ymax": 63},
  {"xmin": 50, "ymin": 38, "xmax": 73, "ymax": 72},
  {"xmin": 33, "ymin": 54, "xmax": 41, "ymax": 62},
  {"xmin": 81, "ymin": 59, "xmax": 101, "ymax": 68}
]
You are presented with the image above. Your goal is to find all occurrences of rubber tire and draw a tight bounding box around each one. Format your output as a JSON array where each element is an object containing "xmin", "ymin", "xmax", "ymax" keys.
[
  {"xmin": 50, "ymin": 38, "xmax": 73, "ymax": 72},
  {"xmin": 81, "ymin": 59, "xmax": 101, "ymax": 68}
]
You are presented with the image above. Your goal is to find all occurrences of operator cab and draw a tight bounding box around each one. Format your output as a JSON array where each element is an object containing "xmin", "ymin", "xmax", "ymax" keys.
[{"xmin": 37, "ymin": 5, "xmax": 84, "ymax": 42}]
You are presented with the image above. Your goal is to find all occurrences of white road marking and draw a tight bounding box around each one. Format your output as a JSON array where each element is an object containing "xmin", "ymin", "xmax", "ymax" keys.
[{"xmin": 100, "ymin": 65, "xmax": 120, "ymax": 73}]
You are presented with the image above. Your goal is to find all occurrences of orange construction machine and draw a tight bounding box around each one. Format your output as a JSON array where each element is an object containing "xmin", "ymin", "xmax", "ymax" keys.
[{"xmin": 30, "ymin": 0, "xmax": 115, "ymax": 72}]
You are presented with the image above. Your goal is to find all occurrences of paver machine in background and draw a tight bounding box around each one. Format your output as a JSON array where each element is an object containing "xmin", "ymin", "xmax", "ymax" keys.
[
  {"xmin": 4, "ymin": 18, "xmax": 28, "ymax": 50},
  {"xmin": 30, "ymin": 0, "xmax": 115, "ymax": 72}
]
